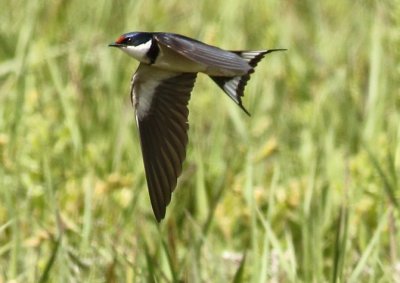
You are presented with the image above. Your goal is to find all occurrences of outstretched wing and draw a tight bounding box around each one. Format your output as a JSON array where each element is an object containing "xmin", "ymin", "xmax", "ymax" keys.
[
  {"xmin": 154, "ymin": 33, "xmax": 251, "ymax": 73},
  {"xmin": 131, "ymin": 64, "xmax": 197, "ymax": 221}
]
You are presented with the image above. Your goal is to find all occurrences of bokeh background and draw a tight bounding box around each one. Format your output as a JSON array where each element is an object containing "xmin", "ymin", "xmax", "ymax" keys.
[{"xmin": 1, "ymin": 0, "xmax": 399, "ymax": 282}]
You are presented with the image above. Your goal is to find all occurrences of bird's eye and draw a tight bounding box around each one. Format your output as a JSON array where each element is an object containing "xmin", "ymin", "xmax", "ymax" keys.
[
  {"xmin": 116, "ymin": 36, "xmax": 133, "ymax": 45},
  {"xmin": 116, "ymin": 33, "xmax": 152, "ymax": 46},
  {"xmin": 124, "ymin": 37, "xmax": 138, "ymax": 45}
]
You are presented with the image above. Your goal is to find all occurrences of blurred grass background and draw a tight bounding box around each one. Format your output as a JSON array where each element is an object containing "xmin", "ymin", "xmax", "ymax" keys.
[{"xmin": 0, "ymin": 0, "xmax": 400, "ymax": 282}]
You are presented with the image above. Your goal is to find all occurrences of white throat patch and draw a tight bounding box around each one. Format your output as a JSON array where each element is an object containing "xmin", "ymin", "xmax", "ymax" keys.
[{"xmin": 122, "ymin": 40, "xmax": 152, "ymax": 63}]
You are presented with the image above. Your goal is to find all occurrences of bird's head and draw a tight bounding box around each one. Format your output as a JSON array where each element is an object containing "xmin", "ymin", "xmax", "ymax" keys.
[{"xmin": 109, "ymin": 32, "xmax": 154, "ymax": 63}]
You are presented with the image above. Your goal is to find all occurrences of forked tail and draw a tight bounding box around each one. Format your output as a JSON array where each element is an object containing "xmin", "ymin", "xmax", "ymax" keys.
[{"xmin": 209, "ymin": 49, "xmax": 286, "ymax": 116}]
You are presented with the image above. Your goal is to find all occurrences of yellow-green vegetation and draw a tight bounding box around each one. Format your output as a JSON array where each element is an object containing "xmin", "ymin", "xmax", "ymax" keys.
[{"xmin": 1, "ymin": 0, "xmax": 399, "ymax": 282}]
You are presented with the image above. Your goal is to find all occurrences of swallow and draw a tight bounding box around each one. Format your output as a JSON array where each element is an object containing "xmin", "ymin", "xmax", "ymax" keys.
[{"xmin": 109, "ymin": 32, "xmax": 285, "ymax": 221}]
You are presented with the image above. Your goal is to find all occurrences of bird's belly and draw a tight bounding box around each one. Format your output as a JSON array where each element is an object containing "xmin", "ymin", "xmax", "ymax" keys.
[
  {"xmin": 153, "ymin": 50, "xmax": 206, "ymax": 73},
  {"xmin": 153, "ymin": 58, "xmax": 205, "ymax": 73},
  {"xmin": 153, "ymin": 57, "xmax": 244, "ymax": 76},
  {"xmin": 153, "ymin": 46, "xmax": 246, "ymax": 76}
]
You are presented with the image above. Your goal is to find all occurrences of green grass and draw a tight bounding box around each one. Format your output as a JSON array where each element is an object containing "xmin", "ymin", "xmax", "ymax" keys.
[{"xmin": 1, "ymin": 0, "xmax": 400, "ymax": 282}]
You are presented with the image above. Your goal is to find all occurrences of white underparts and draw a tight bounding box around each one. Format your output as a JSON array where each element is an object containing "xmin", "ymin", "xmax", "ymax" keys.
[
  {"xmin": 132, "ymin": 64, "xmax": 179, "ymax": 120},
  {"xmin": 135, "ymin": 79, "xmax": 159, "ymax": 119},
  {"xmin": 122, "ymin": 40, "xmax": 152, "ymax": 62}
]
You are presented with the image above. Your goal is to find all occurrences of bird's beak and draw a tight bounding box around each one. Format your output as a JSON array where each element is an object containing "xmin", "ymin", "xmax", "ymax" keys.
[{"xmin": 108, "ymin": 43, "xmax": 123, "ymax": 48}]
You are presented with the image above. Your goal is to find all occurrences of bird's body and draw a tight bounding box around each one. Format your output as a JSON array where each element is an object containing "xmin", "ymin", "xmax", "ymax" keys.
[{"xmin": 109, "ymin": 32, "xmax": 285, "ymax": 221}]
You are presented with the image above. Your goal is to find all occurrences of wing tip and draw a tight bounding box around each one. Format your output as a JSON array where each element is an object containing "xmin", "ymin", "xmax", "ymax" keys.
[{"xmin": 154, "ymin": 210, "xmax": 165, "ymax": 222}]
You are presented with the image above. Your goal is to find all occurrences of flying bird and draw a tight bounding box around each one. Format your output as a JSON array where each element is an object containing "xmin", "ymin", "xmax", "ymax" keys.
[{"xmin": 109, "ymin": 32, "xmax": 285, "ymax": 221}]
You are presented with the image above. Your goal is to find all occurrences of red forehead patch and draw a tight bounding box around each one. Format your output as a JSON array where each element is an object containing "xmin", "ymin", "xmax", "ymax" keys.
[{"xmin": 115, "ymin": 35, "xmax": 126, "ymax": 44}]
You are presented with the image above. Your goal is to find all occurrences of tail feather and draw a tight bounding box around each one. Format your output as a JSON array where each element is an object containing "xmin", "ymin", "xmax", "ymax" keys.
[{"xmin": 209, "ymin": 49, "xmax": 286, "ymax": 116}]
